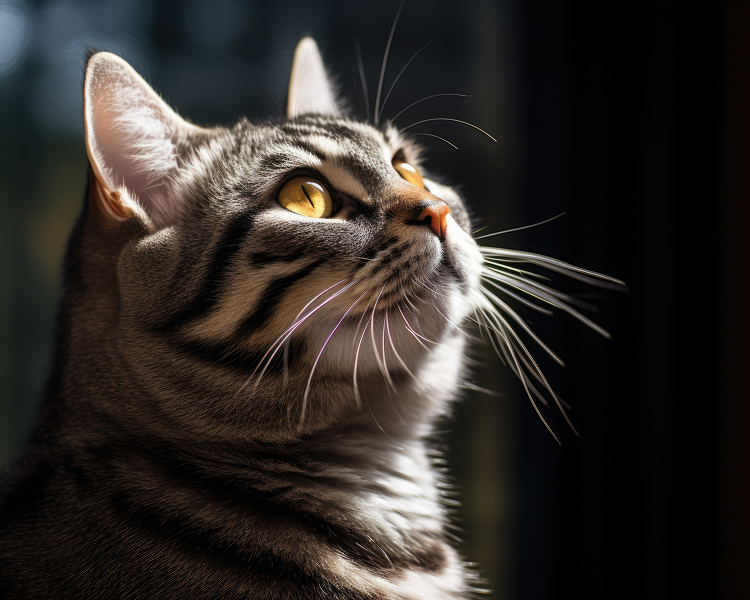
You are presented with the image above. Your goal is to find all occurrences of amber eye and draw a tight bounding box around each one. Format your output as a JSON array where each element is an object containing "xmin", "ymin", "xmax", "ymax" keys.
[
  {"xmin": 392, "ymin": 159, "xmax": 425, "ymax": 189},
  {"xmin": 277, "ymin": 177, "xmax": 334, "ymax": 218}
]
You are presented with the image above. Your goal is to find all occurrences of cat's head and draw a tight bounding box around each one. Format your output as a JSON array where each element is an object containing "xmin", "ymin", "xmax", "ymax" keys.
[{"xmin": 72, "ymin": 40, "xmax": 483, "ymax": 443}]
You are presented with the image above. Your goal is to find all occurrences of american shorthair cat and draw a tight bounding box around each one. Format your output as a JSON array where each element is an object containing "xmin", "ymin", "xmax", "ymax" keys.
[{"xmin": 0, "ymin": 37, "xmax": 622, "ymax": 599}]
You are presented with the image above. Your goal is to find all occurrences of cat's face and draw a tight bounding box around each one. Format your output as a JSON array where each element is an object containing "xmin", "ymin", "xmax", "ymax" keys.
[{"xmin": 77, "ymin": 43, "xmax": 482, "ymax": 443}]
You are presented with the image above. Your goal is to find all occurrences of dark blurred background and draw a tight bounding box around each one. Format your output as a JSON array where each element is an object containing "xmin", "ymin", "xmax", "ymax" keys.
[{"xmin": 0, "ymin": 0, "xmax": 746, "ymax": 598}]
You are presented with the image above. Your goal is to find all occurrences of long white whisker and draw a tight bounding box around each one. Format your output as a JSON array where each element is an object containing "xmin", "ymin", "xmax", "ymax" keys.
[
  {"xmin": 251, "ymin": 280, "xmax": 357, "ymax": 395},
  {"xmin": 382, "ymin": 311, "xmax": 406, "ymax": 424},
  {"xmin": 481, "ymin": 280, "xmax": 554, "ymax": 315},
  {"xmin": 354, "ymin": 291, "xmax": 382, "ymax": 407},
  {"xmin": 473, "ymin": 212, "xmax": 566, "ymax": 240},
  {"xmin": 479, "ymin": 246, "xmax": 625, "ymax": 288},
  {"xmin": 403, "ymin": 291, "xmax": 421, "ymax": 316},
  {"xmin": 232, "ymin": 278, "xmax": 352, "ymax": 399},
  {"xmin": 386, "ymin": 310, "xmax": 424, "ymax": 391},
  {"xmin": 481, "ymin": 298, "xmax": 578, "ymax": 435},
  {"xmin": 378, "ymin": 39, "xmax": 436, "ymax": 121},
  {"xmin": 398, "ymin": 304, "xmax": 435, "ymax": 346},
  {"xmin": 479, "ymin": 287, "xmax": 564, "ymax": 365},
  {"xmin": 431, "ymin": 301, "xmax": 481, "ymax": 343},
  {"xmin": 391, "ymin": 93, "xmax": 472, "ymax": 123},
  {"xmin": 300, "ymin": 292, "xmax": 367, "ymax": 425},
  {"xmin": 476, "ymin": 306, "xmax": 509, "ymax": 369},
  {"xmin": 352, "ymin": 294, "xmax": 375, "ymax": 347},
  {"xmin": 482, "ymin": 264, "xmax": 594, "ymax": 311},
  {"xmin": 369, "ymin": 287, "xmax": 396, "ymax": 393},
  {"xmin": 481, "ymin": 271, "xmax": 610, "ymax": 338},
  {"xmin": 459, "ymin": 382, "xmax": 503, "ymax": 397},
  {"xmin": 404, "ymin": 133, "xmax": 458, "ymax": 150},
  {"xmin": 374, "ymin": 0, "xmax": 405, "ymax": 126},
  {"xmin": 397, "ymin": 304, "xmax": 428, "ymax": 349},
  {"xmin": 400, "ymin": 117, "xmax": 497, "ymax": 143},
  {"xmin": 483, "ymin": 309, "xmax": 560, "ymax": 444},
  {"xmin": 355, "ymin": 39, "xmax": 370, "ymax": 121},
  {"xmin": 482, "ymin": 258, "xmax": 553, "ymax": 282}
]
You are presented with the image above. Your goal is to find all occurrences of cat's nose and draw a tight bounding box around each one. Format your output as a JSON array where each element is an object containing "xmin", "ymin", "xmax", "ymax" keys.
[{"xmin": 416, "ymin": 201, "xmax": 450, "ymax": 239}]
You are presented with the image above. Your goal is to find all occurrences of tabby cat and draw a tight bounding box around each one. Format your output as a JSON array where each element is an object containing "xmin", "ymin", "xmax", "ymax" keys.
[{"xmin": 0, "ymin": 38, "xmax": 621, "ymax": 599}]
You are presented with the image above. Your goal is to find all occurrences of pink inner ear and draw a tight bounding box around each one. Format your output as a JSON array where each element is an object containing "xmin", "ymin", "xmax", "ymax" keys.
[{"xmin": 84, "ymin": 53, "xmax": 197, "ymax": 229}]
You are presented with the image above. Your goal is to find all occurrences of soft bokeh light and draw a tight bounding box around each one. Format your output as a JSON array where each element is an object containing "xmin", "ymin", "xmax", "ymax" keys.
[{"xmin": 0, "ymin": 0, "xmax": 30, "ymax": 78}]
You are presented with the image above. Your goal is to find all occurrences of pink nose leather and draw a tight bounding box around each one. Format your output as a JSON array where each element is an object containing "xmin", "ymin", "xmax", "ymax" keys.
[{"xmin": 418, "ymin": 203, "xmax": 450, "ymax": 238}]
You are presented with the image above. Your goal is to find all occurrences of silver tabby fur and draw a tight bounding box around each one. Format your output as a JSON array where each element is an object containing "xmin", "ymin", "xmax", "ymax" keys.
[{"xmin": 0, "ymin": 42, "xmax": 486, "ymax": 599}]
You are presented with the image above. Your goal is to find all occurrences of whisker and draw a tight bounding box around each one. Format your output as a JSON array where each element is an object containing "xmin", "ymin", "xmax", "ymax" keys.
[
  {"xmin": 370, "ymin": 287, "xmax": 397, "ymax": 393},
  {"xmin": 352, "ymin": 294, "xmax": 375, "ymax": 346},
  {"xmin": 473, "ymin": 307, "xmax": 487, "ymax": 343},
  {"xmin": 232, "ymin": 278, "xmax": 351, "ymax": 399},
  {"xmin": 262, "ymin": 83, "xmax": 282, "ymax": 117},
  {"xmin": 300, "ymin": 291, "xmax": 367, "ymax": 425},
  {"xmin": 391, "ymin": 93, "xmax": 472, "ymax": 123},
  {"xmin": 481, "ymin": 280, "xmax": 554, "ymax": 315},
  {"xmin": 403, "ymin": 293, "xmax": 422, "ymax": 318},
  {"xmin": 382, "ymin": 311, "xmax": 407, "ymax": 424},
  {"xmin": 458, "ymin": 382, "xmax": 503, "ymax": 397},
  {"xmin": 404, "ymin": 133, "xmax": 458, "ymax": 150},
  {"xmin": 352, "ymin": 77, "xmax": 365, "ymax": 117},
  {"xmin": 483, "ymin": 266, "xmax": 596, "ymax": 311},
  {"xmin": 378, "ymin": 39, "xmax": 436, "ymax": 121},
  {"xmin": 482, "ymin": 257, "xmax": 552, "ymax": 278},
  {"xmin": 474, "ymin": 212, "xmax": 566, "ymax": 240},
  {"xmin": 374, "ymin": 0, "xmax": 405, "ymax": 126},
  {"xmin": 476, "ymin": 306, "xmax": 508, "ymax": 369},
  {"xmin": 400, "ymin": 118, "xmax": 497, "ymax": 143},
  {"xmin": 355, "ymin": 39, "xmax": 370, "ymax": 121},
  {"xmin": 486, "ymin": 306, "xmax": 579, "ymax": 436},
  {"xmin": 480, "ymin": 286, "xmax": 564, "ymax": 365},
  {"xmin": 433, "ymin": 303, "xmax": 482, "ymax": 343},
  {"xmin": 354, "ymin": 288, "xmax": 384, "ymax": 406},
  {"xmin": 397, "ymin": 304, "xmax": 431, "ymax": 349},
  {"xmin": 386, "ymin": 309, "xmax": 424, "ymax": 391},
  {"xmin": 353, "ymin": 304, "xmax": 375, "ymax": 408},
  {"xmin": 481, "ymin": 270, "xmax": 610, "ymax": 337},
  {"xmin": 251, "ymin": 279, "xmax": 357, "ymax": 396},
  {"xmin": 479, "ymin": 246, "xmax": 626, "ymax": 288},
  {"xmin": 480, "ymin": 308, "xmax": 560, "ymax": 444}
]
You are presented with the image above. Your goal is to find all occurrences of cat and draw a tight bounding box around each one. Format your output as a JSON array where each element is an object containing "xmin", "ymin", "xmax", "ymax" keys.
[{"xmin": 0, "ymin": 38, "xmax": 621, "ymax": 599}]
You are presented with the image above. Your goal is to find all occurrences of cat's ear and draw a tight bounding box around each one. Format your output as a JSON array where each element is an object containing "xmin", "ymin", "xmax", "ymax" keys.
[
  {"xmin": 84, "ymin": 52, "xmax": 202, "ymax": 228},
  {"xmin": 287, "ymin": 38, "xmax": 340, "ymax": 118}
]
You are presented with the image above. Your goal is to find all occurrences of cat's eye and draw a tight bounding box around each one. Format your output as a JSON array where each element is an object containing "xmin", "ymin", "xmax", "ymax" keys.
[
  {"xmin": 392, "ymin": 159, "xmax": 424, "ymax": 189},
  {"xmin": 277, "ymin": 177, "xmax": 334, "ymax": 218}
]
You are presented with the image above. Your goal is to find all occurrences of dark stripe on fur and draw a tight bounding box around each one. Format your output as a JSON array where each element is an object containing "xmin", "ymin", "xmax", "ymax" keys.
[
  {"xmin": 158, "ymin": 211, "xmax": 257, "ymax": 333},
  {"xmin": 248, "ymin": 245, "xmax": 308, "ymax": 268},
  {"xmin": 232, "ymin": 259, "xmax": 325, "ymax": 341},
  {"xmin": 293, "ymin": 140, "xmax": 327, "ymax": 162},
  {"xmin": 111, "ymin": 444, "xmax": 448, "ymax": 577},
  {"xmin": 1, "ymin": 449, "xmax": 385, "ymax": 600},
  {"xmin": 173, "ymin": 333, "xmax": 307, "ymax": 376}
]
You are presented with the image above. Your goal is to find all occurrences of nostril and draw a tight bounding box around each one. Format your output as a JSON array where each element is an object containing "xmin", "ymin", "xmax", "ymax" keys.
[{"xmin": 417, "ymin": 202, "xmax": 450, "ymax": 239}]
